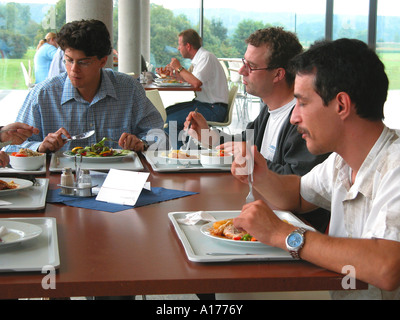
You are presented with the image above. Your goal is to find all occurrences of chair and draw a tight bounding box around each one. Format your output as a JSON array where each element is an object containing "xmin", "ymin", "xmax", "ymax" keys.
[
  {"xmin": 207, "ymin": 85, "xmax": 238, "ymax": 132},
  {"xmin": 218, "ymin": 59, "xmax": 230, "ymax": 82},
  {"xmin": 20, "ymin": 61, "xmax": 34, "ymax": 89},
  {"xmin": 145, "ymin": 89, "xmax": 168, "ymax": 128}
]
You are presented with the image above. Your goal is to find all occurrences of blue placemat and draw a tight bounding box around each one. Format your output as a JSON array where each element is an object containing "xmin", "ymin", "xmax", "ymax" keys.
[{"xmin": 46, "ymin": 187, "xmax": 198, "ymax": 213}]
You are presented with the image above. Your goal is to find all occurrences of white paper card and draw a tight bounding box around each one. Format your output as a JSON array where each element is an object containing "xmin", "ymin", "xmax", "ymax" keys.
[{"xmin": 96, "ymin": 169, "xmax": 150, "ymax": 206}]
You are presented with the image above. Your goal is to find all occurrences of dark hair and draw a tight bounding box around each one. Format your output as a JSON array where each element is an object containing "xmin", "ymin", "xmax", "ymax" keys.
[
  {"xmin": 289, "ymin": 38, "xmax": 388, "ymax": 120},
  {"xmin": 179, "ymin": 29, "xmax": 202, "ymax": 50},
  {"xmin": 56, "ymin": 19, "xmax": 112, "ymax": 59},
  {"xmin": 246, "ymin": 27, "xmax": 303, "ymax": 86}
]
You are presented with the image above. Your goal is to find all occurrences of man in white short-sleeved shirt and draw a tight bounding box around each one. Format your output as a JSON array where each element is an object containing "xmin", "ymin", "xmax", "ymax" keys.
[
  {"xmin": 231, "ymin": 39, "xmax": 400, "ymax": 299},
  {"xmin": 161, "ymin": 29, "xmax": 228, "ymax": 148}
]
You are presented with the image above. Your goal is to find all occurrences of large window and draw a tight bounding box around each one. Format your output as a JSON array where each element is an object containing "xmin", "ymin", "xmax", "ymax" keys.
[
  {"xmin": 0, "ymin": 0, "xmax": 64, "ymax": 89},
  {"xmin": 333, "ymin": 0, "xmax": 369, "ymax": 41},
  {"xmin": 150, "ymin": 0, "xmax": 326, "ymax": 68}
]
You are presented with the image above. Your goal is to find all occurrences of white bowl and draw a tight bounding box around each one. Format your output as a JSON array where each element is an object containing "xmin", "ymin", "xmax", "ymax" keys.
[
  {"xmin": 200, "ymin": 151, "xmax": 233, "ymax": 168},
  {"xmin": 9, "ymin": 153, "xmax": 46, "ymax": 171}
]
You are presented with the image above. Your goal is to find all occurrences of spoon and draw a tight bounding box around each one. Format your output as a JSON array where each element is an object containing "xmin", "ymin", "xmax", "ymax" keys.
[{"xmin": 65, "ymin": 130, "xmax": 95, "ymax": 142}]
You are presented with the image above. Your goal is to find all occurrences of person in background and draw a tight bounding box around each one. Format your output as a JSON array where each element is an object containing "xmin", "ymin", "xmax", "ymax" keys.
[
  {"xmin": 47, "ymin": 46, "xmax": 66, "ymax": 79},
  {"xmin": 0, "ymin": 122, "xmax": 39, "ymax": 166},
  {"xmin": 232, "ymin": 38, "xmax": 400, "ymax": 299},
  {"xmin": 186, "ymin": 27, "xmax": 330, "ymax": 233},
  {"xmin": 5, "ymin": 19, "xmax": 165, "ymax": 154},
  {"xmin": 34, "ymin": 32, "xmax": 58, "ymax": 83},
  {"xmin": 158, "ymin": 29, "xmax": 229, "ymax": 149}
]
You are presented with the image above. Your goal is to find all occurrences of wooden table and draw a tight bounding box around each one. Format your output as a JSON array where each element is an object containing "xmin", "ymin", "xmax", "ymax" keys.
[{"xmin": 0, "ymin": 155, "xmax": 367, "ymax": 299}]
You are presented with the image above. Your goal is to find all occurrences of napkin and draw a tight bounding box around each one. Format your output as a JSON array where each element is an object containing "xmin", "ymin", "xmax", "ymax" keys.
[
  {"xmin": 0, "ymin": 200, "xmax": 12, "ymax": 206},
  {"xmin": 177, "ymin": 211, "xmax": 216, "ymax": 225},
  {"xmin": 0, "ymin": 226, "xmax": 8, "ymax": 238},
  {"xmin": 46, "ymin": 187, "xmax": 198, "ymax": 213}
]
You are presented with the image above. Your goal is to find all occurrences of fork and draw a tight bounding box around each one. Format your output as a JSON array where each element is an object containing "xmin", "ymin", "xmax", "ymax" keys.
[
  {"xmin": 181, "ymin": 108, "xmax": 198, "ymax": 152},
  {"xmin": 245, "ymin": 145, "xmax": 255, "ymax": 203}
]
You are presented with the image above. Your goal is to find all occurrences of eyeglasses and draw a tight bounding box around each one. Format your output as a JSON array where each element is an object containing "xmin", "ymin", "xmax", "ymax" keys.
[
  {"xmin": 241, "ymin": 58, "xmax": 273, "ymax": 73},
  {"xmin": 63, "ymin": 58, "xmax": 95, "ymax": 68}
]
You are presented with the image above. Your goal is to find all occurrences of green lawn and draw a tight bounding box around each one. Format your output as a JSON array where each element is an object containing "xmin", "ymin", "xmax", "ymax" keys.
[
  {"xmin": 378, "ymin": 52, "xmax": 400, "ymax": 90},
  {"xmin": 0, "ymin": 49, "xmax": 35, "ymax": 90}
]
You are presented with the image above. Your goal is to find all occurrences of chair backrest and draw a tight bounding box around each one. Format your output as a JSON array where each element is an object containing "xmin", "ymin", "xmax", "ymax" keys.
[
  {"xmin": 20, "ymin": 61, "xmax": 34, "ymax": 89},
  {"xmin": 207, "ymin": 85, "xmax": 238, "ymax": 127},
  {"xmin": 218, "ymin": 60, "xmax": 230, "ymax": 81},
  {"xmin": 145, "ymin": 89, "xmax": 167, "ymax": 123}
]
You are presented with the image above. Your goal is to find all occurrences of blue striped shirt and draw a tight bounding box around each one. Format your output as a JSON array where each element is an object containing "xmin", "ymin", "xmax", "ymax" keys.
[{"xmin": 6, "ymin": 69, "xmax": 164, "ymax": 152}]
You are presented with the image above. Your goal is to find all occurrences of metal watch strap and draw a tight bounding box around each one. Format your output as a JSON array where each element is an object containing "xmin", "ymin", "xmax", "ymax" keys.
[
  {"xmin": 177, "ymin": 66, "xmax": 184, "ymax": 73},
  {"xmin": 289, "ymin": 227, "xmax": 307, "ymax": 260}
]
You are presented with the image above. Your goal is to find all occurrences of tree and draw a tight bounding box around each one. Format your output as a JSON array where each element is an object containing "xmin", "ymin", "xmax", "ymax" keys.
[{"xmin": 231, "ymin": 19, "xmax": 268, "ymax": 57}]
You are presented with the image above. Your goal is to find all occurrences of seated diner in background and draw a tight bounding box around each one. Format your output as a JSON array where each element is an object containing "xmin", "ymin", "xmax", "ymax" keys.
[{"xmin": 156, "ymin": 29, "xmax": 229, "ymax": 149}]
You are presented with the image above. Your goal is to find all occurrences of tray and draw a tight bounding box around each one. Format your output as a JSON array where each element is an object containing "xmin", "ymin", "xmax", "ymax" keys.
[
  {"xmin": 49, "ymin": 151, "xmax": 144, "ymax": 172},
  {"xmin": 0, "ymin": 178, "xmax": 49, "ymax": 211},
  {"xmin": 168, "ymin": 210, "xmax": 315, "ymax": 262},
  {"xmin": 0, "ymin": 217, "xmax": 60, "ymax": 272},
  {"xmin": 144, "ymin": 151, "xmax": 231, "ymax": 173}
]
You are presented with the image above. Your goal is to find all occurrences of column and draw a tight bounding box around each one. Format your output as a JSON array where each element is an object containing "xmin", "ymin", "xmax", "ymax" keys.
[
  {"xmin": 65, "ymin": 0, "xmax": 114, "ymax": 68},
  {"xmin": 141, "ymin": 0, "xmax": 151, "ymax": 64},
  {"xmin": 118, "ymin": 0, "xmax": 141, "ymax": 75}
]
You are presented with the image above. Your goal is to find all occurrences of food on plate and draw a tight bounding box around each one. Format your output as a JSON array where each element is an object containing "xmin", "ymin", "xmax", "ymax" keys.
[
  {"xmin": 167, "ymin": 150, "xmax": 198, "ymax": 160},
  {"xmin": 65, "ymin": 137, "xmax": 131, "ymax": 158},
  {"xmin": 0, "ymin": 179, "xmax": 18, "ymax": 190},
  {"xmin": 209, "ymin": 219, "xmax": 257, "ymax": 241},
  {"xmin": 11, "ymin": 148, "xmax": 43, "ymax": 157},
  {"xmin": 158, "ymin": 67, "xmax": 169, "ymax": 78}
]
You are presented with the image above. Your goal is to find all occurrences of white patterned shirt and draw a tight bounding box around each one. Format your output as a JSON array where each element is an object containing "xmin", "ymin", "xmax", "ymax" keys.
[{"xmin": 301, "ymin": 126, "xmax": 400, "ymax": 299}]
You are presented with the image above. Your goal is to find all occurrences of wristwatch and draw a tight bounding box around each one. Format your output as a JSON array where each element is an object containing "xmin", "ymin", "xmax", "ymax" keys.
[
  {"xmin": 177, "ymin": 66, "xmax": 184, "ymax": 73},
  {"xmin": 286, "ymin": 227, "xmax": 307, "ymax": 260}
]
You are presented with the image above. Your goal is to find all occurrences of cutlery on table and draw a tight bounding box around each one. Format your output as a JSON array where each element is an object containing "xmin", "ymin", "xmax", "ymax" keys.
[
  {"xmin": 245, "ymin": 141, "xmax": 255, "ymax": 203},
  {"xmin": 65, "ymin": 130, "xmax": 95, "ymax": 142},
  {"xmin": 181, "ymin": 108, "xmax": 198, "ymax": 152}
]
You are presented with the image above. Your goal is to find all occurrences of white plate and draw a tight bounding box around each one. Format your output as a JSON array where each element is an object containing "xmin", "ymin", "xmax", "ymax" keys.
[
  {"xmin": 200, "ymin": 210, "xmax": 315, "ymax": 248},
  {"xmin": 63, "ymin": 149, "xmax": 134, "ymax": 163},
  {"xmin": 0, "ymin": 220, "xmax": 42, "ymax": 248},
  {"xmin": 200, "ymin": 222, "xmax": 266, "ymax": 247},
  {"xmin": 0, "ymin": 217, "xmax": 60, "ymax": 272},
  {"xmin": 154, "ymin": 78, "xmax": 191, "ymax": 87},
  {"xmin": 0, "ymin": 178, "xmax": 33, "ymax": 195},
  {"xmin": 158, "ymin": 151, "xmax": 200, "ymax": 165}
]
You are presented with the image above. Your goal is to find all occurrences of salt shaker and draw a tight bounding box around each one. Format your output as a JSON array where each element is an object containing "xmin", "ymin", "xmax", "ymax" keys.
[
  {"xmin": 77, "ymin": 169, "xmax": 92, "ymax": 197},
  {"xmin": 61, "ymin": 167, "xmax": 74, "ymax": 195}
]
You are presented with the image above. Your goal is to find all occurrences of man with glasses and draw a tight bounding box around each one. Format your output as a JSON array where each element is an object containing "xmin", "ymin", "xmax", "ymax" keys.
[
  {"xmin": 186, "ymin": 27, "xmax": 330, "ymax": 233},
  {"xmin": 6, "ymin": 19, "xmax": 165, "ymax": 153},
  {"xmin": 159, "ymin": 29, "xmax": 229, "ymax": 149}
]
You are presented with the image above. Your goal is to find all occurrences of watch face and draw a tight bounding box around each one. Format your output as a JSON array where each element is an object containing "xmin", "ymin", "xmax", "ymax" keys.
[{"xmin": 287, "ymin": 233, "xmax": 303, "ymax": 248}]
